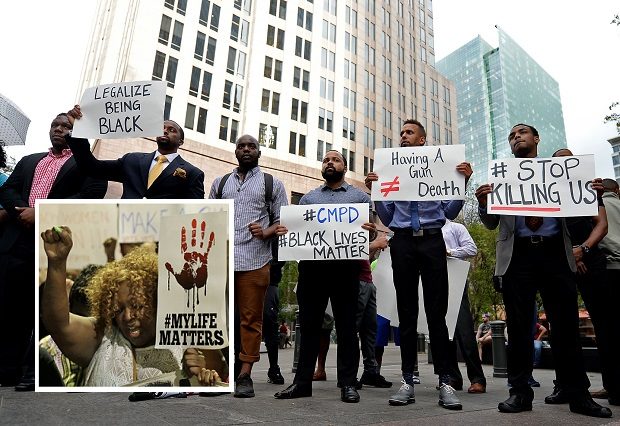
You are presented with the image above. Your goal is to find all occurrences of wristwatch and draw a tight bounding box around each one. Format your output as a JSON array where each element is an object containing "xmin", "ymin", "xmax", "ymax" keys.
[{"xmin": 579, "ymin": 244, "xmax": 591, "ymax": 255}]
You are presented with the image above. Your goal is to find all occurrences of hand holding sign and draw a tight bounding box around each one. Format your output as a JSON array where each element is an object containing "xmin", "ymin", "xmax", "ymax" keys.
[{"xmin": 165, "ymin": 219, "xmax": 215, "ymax": 291}]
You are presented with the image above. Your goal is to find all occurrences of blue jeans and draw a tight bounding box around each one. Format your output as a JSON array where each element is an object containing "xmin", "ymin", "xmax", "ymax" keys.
[{"xmin": 533, "ymin": 340, "xmax": 542, "ymax": 367}]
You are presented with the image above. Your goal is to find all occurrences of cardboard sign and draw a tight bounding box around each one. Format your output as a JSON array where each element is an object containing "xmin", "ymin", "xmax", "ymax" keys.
[
  {"xmin": 278, "ymin": 203, "xmax": 369, "ymax": 261},
  {"xmin": 72, "ymin": 80, "xmax": 165, "ymax": 139},
  {"xmin": 371, "ymin": 145, "xmax": 466, "ymax": 201},
  {"xmin": 373, "ymin": 248, "xmax": 469, "ymax": 339},
  {"xmin": 118, "ymin": 203, "xmax": 229, "ymax": 243},
  {"xmin": 156, "ymin": 212, "xmax": 229, "ymax": 350},
  {"xmin": 486, "ymin": 155, "xmax": 598, "ymax": 217}
]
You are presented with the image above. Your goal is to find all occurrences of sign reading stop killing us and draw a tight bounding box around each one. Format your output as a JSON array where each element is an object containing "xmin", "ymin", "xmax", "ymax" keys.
[
  {"xmin": 278, "ymin": 203, "xmax": 369, "ymax": 261},
  {"xmin": 72, "ymin": 80, "xmax": 165, "ymax": 139},
  {"xmin": 371, "ymin": 145, "xmax": 466, "ymax": 201},
  {"xmin": 486, "ymin": 155, "xmax": 598, "ymax": 217}
]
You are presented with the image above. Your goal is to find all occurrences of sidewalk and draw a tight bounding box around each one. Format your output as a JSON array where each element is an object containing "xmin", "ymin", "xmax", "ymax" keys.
[{"xmin": 0, "ymin": 344, "xmax": 615, "ymax": 425}]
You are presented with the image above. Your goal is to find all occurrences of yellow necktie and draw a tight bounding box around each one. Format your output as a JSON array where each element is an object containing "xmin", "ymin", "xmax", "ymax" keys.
[{"xmin": 148, "ymin": 155, "xmax": 168, "ymax": 188}]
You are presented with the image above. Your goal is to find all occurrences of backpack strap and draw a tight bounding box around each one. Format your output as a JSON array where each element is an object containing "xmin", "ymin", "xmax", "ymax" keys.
[
  {"xmin": 215, "ymin": 173, "xmax": 232, "ymax": 199},
  {"xmin": 263, "ymin": 173, "xmax": 274, "ymax": 224}
]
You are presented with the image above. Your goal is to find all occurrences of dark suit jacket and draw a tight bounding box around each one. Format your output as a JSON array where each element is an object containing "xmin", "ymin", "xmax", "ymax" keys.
[
  {"xmin": 0, "ymin": 152, "xmax": 107, "ymax": 254},
  {"xmin": 479, "ymin": 211, "xmax": 576, "ymax": 276},
  {"xmin": 66, "ymin": 135, "xmax": 205, "ymax": 199}
]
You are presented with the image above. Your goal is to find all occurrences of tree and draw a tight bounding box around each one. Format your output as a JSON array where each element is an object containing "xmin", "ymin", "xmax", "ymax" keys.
[
  {"xmin": 605, "ymin": 15, "xmax": 620, "ymax": 133},
  {"xmin": 466, "ymin": 222, "xmax": 504, "ymax": 321}
]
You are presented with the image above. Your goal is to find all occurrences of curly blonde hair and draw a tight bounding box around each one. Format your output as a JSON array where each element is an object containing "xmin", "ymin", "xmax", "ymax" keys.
[{"xmin": 86, "ymin": 246, "xmax": 158, "ymax": 335}]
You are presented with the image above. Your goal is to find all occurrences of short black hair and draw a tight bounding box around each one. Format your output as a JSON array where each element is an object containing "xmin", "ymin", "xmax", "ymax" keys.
[
  {"xmin": 602, "ymin": 178, "xmax": 619, "ymax": 192},
  {"xmin": 552, "ymin": 148, "xmax": 572, "ymax": 157},
  {"xmin": 166, "ymin": 120, "xmax": 184, "ymax": 141},
  {"xmin": 0, "ymin": 141, "xmax": 7, "ymax": 169},
  {"xmin": 325, "ymin": 149, "xmax": 347, "ymax": 168},
  {"xmin": 403, "ymin": 119, "xmax": 426, "ymax": 137},
  {"xmin": 511, "ymin": 123, "xmax": 539, "ymax": 137}
]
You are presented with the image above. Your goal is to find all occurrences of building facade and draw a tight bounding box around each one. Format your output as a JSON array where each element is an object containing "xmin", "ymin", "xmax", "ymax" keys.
[
  {"xmin": 608, "ymin": 135, "xmax": 620, "ymax": 182},
  {"xmin": 436, "ymin": 27, "xmax": 567, "ymax": 185},
  {"xmin": 77, "ymin": 0, "xmax": 458, "ymax": 199}
]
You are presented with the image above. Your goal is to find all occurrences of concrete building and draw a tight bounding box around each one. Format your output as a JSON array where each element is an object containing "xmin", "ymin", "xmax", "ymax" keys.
[
  {"xmin": 436, "ymin": 27, "xmax": 567, "ymax": 185},
  {"xmin": 608, "ymin": 135, "xmax": 620, "ymax": 182},
  {"xmin": 76, "ymin": 0, "xmax": 458, "ymax": 199}
]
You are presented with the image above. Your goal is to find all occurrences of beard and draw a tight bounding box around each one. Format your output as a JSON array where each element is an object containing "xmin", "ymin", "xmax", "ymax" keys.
[{"xmin": 322, "ymin": 168, "xmax": 344, "ymax": 183}]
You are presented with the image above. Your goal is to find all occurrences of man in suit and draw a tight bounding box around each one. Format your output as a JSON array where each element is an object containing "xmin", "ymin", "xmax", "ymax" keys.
[
  {"xmin": 65, "ymin": 105, "xmax": 204, "ymax": 199},
  {"xmin": 475, "ymin": 123, "xmax": 611, "ymax": 418},
  {"xmin": 0, "ymin": 112, "xmax": 107, "ymax": 390}
]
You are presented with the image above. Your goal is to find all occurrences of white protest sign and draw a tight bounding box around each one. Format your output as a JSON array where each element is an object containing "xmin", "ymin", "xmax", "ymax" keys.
[
  {"xmin": 72, "ymin": 80, "xmax": 165, "ymax": 139},
  {"xmin": 37, "ymin": 201, "xmax": 118, "ymax": 270},
  {"xmin": 374, "ymin": 249, "xmax": 469, "ymax": 339},
  {"xmin": 278, "ymin": 203, "xmax": 369, "ymax": 261},
  {"xmin": 119, "ymin": 203, "xmax": 229, "ymax": 243},
  {"xmin": 156, "ymin": 212, "xmax": 229, "ymax": 349},
  {"xmin": 371, "ymin": 145, "xmax": 466, "ymax": 201},
  {"xmin": 486, "ymin": 155, "xmax": 598, "ymax": 217}
]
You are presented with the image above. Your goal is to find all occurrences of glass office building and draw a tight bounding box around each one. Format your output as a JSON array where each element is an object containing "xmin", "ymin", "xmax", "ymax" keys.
[{"xmin": 437, "ymin": 27, "xmax": 567, "ymax": 184}]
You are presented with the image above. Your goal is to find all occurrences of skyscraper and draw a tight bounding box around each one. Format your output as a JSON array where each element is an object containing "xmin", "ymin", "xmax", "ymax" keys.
[
  {"xmin": 436, "ymin": 27, "xmax": 567, "ymax": 185},
  {"xmin": 76, "ymin": 0, "xmax": 458, "ymax": 198}
]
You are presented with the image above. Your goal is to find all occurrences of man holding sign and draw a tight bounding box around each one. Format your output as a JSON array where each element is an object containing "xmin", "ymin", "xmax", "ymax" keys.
[
  {"xmin": 366, "ymin": 119, "xmax": 472, "ymax": 410},
  {"xmin": 274, "ymin": 150, "xmax": 375, "ymax": 404},
  {"xmin": 65, "ymin": 105, "xmax": 204, "ymax": 199},
  {"xmin": 475, "ymin": 123, "xmax": 611, "ymax": 418}
]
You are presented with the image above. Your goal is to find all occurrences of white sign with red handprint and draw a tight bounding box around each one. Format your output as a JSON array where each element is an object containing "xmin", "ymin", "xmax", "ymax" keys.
[{"xmin": 156, "ymin": 212, "xmax": 228, "ymax": 349}]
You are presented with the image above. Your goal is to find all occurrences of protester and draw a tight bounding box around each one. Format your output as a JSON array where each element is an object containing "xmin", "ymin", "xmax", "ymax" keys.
[
  {"xmin": 274, "ymin": 150, "xmax": 375, "ymax": 403},
  {"xmin": 475, "ymin": 123, "xmax": 611, "ymax": 417},
  {"xmin": 40, "ymin": 226, "xmax": 227, "ymax": 387},
  {"xmin": 589, "ymin": 178, "xmax": 620, "ymax": 406},
  {"xmin": 441, "ymin": 219, "xmax": 487, "ymax": 394},
  {"xmin": 279, "ymin": 321, "xmax": 291, "ymax": 349},
  {"xmin": 210, "ymin": 134, "xmax": 288, "ymax": 398},
  {"xmin": 0, "ymin": 113, "xmax": 106, "ymax": 391},
  {"xmin": 66, "ymin": 105, "xmax": 204, "ymax": 199},
  {"xmin": 366, "ymin": 119, "xmax": 472, "ymax": 410},
  {"xmin": 263, "ymin": 252, "xmax": 286, "ymax": 385}
]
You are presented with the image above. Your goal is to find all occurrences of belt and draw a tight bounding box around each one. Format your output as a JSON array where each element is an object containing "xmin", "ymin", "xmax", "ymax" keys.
[
  {"xmin": 390, "ymin": 227, "xmax": 442, "ymax": 237},
  {"xmin": 516, "ymin": 235, "xmax": 560, "ymax": 245}
]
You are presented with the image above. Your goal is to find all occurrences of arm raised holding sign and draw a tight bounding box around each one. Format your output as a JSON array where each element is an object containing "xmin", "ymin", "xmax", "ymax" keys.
[{"xmin": 66, "ymin": 105, "xmax": 205, "ymax": 199}]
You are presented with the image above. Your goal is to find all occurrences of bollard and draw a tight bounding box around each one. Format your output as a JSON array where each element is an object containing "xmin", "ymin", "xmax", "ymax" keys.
[
  {"xmin": 490, "ymin": 320, "xmax": 508, "ymax": 378},
  {"xmin": 292, "ymin": 309, "xmax": 301, "ymax": 373}
]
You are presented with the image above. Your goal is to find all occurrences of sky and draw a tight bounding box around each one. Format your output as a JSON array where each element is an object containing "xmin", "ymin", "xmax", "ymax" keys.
[{"xmin": 1, "ymin": 1, "xmax": 619, "ymax": 177}]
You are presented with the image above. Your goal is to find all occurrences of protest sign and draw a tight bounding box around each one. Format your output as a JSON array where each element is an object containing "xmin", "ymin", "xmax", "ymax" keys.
[
  {"xmin": 373, "ymin": 248, "xmax": 469, "ymax": 339},
  {"xmin": 72, "ymin": 80, "xmax": 165, "ymax": 139},
  {"xmin": 156, "ymin": 212, "xmax": 229, "ymax": 350},
  {"xmin": 371, "ymin": 145, "xmax": 466, "ymax": 201},
  {"xmin": 486, "ymin": 155, "xmax": 598, "ymax": 217},
  {"xmin": 278, "ymin": 203, "xmax": 369, "ymax": 261},
  {"xmin": 119, "ymin": 203, "xmax": 229, "ymax": 243},
  {"xmin": 37, "ymin": 201, "xmax": 118, "ymax": 270}
]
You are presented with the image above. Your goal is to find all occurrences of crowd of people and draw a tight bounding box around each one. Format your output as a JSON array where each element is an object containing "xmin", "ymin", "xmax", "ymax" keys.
[{"xmin": 0, "ymin": 109, "xmax": 618, "ymax": 419}]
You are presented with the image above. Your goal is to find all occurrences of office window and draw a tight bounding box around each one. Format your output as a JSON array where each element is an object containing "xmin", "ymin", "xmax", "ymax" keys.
[
  {"xmin": 364, "ymin": 156, "xmax": 369, "ymax": 176},
  {"xmin": 230, "ymin": 118, "xmax": 239, "ymax": 143},
  {"xmin": 240, "ymin": 19, "xmax": 249, "ymax": 46},
  {"xmin": 199, "ymin": 0, "xmax": 210, "ymax": 27},
  {"xmin": 210, "ymin": 4, "xmax": 220, "ymax": 31},
  {"xmin": 259, "ymin": 123, "xmax": 278, "ymax": 149},
  {"xmin": 165, "ymin": 56, "xmax": 178, "ymax": 88},
  {"xmin": 297, "ymin": 8, "xmax": 313, "ymax": 30},
  {"xmin": 159, "ymin": 15, "xmax": 172, "ymax": 45},
  {"xmin": 269, "ymin": 0, "xmax": 287, "ymax": 18},
  {"xmin": 302, "ymin": 69, "xmax": 309, "ymax": 91},
  {"xmin": 194, "ymin": 32, "xmax": 206, "ymax": 60},
  {"xmin": 289, "ymin": 132, "xmax": 306, "ymax": 156},
  {"xmin": 349, "ymin": 151, "xmax": 355, "ymax": 172},
  {"xmin": 293, "ymin": 67, "xmax": 301, "ymax": 88},
  {"xmin": 206, "ymin": 36, "xmax": 216, "ymax": 65},
  {"xmin": 345, "ymin": 6, "xmax": 357, "ymax": 28},
  {"xmin": 185, "ymin": 103, "xmax": 195, "ymax": 129},
  {"xmin": 201, "ymin": 71, "xmax": 212, "ymax": 100},
  {"xmin": 273, "ymin": 59, "xmax": 282, "ymax": 81},
  {"xmin": 324, "ymin": 0, "xmax": 337, "ymax": 15},
  {"xmin": 164, "ymin": 95, "xmax": 172, "ymax": 120},
  {"xmin": 219, "ymin": 115, "xmax": 229, "ymax": 140},
  {"xmin": 231, "ymin": 15, "xmax": 240, "ymax": 42},
  {"xmin": 171, "ymin": 21, "xmax": 183, "ymax": 50},
  {"xmin": 227, "ymin": 47, "xmax": 236, "ymax": 74},
  {"xmin": 317, "ymin": 139, "xmax": 324, "ymax": 161},
  {"xmin": 165, "ymin": 0, "xmax": 175, "ymax": 10},
  {"xmin": 222, "ymin": 80, "xmax": 232, "ymax": 109},
  {"xmin": 264, "ymin": 57, "xmax": 273, "ymax": 78},
  {"xmin": 152, "ymin": 51, "xmax": 166, "ymax": 80},
  {"xmin": 189, "ymin": 67, "xmax": 200, "ymax": 97},
  {"xmin": 196, "ymin": 107, "xmax": 207, "ymax": 133},
  {"xmin": 261, "ymin": 90, "xmax": 280, "ymax": 114},
  {"xmin": 233, "ymin": 84, "xmax": 243, "ymax": 113}
]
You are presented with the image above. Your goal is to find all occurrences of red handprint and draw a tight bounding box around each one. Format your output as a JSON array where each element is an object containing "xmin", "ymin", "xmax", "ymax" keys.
[{"xmin": 165, "ymin": 219, "xmax": 215, "ymax": 311}]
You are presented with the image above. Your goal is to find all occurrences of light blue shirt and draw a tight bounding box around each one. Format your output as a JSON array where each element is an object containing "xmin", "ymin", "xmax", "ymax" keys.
[{"xmin": 375, "ymin": 200, "xmax": 464, "ymax": 229}]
